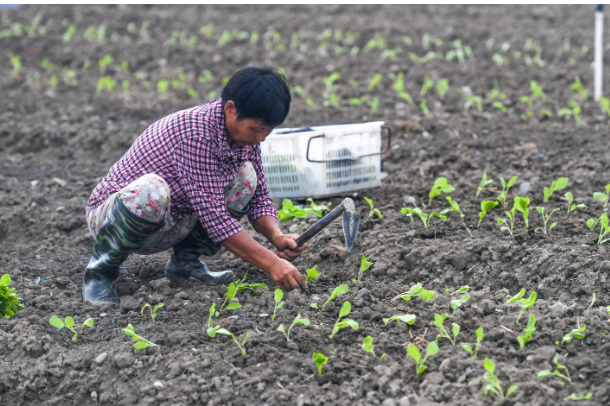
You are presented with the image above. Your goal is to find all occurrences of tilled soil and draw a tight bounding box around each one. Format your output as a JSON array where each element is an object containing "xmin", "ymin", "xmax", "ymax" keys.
[{"xmin": 2, "ymin": 4, "xmax": 610, "ymax": 406}]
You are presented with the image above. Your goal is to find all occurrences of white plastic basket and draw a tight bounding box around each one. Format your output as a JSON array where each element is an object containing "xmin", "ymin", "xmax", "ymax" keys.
[{"xmin": 260, "ymin": 121, "xmax": 390, "ymax": 199}]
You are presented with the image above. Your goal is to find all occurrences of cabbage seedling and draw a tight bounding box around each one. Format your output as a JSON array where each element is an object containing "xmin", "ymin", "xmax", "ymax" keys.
[
  {"xmin": 558, "ymin": 325, "xmax": 586, "ymax": 346},
  {"xmin": 407, "ymin": 341, "xmax": 438, "ymax": 380},
  {"xmin": 535, "ymin": 207, "xmax": 559, "ymax": 236},
  {"xmin": 450, "ymin": 294, "xmax": 470, "ymax": 315},
  {"xmin": 357, "ymin": 254, "xmax": 373, "ymax": 281},
  {"xmin": 401, "ymin": 207, "xmax": 450, "ymax": 228},
  {"xmin": 497, "ymin": 176, "xmax": 518, "ymax": 207},
  {"xmin": 496, "ymin": 210, "xmax": 516, "ymax": 238},
  {"xmin": 517, "ymin": 314, "xmax": 536, "ymax": 349},
  {"xmin": 478, "ymin": 200, "xmax": 499, "ymax": 227},
  {"xmin": 587, "ymin": 292, "xmax": 596, "ymax": 311},
  {"xmin": 49, "ymin": 315, "xmax": 94, "ymax": 342},
  {"xmin": 586, "ymin": 213, "xmax": 604, "ymax": 230},
  {"xmin": 514, "ymin": 196, "xmax": 531, "ymax": 228},
  {"xmin": 363, "ymin": 196, "xmax": 383, "ymax": 218},
  {"xmin": 215, "ymin": 328, "xmax": 249, "ymax": 356},
  {"xmin": 367, "ymin": 74, "xmax": 382, "ymax": 92},
  {"xmin": 329, "ymin": 301, "xmax": 359, "ymax": 339},
  {"xmin": 141, "ymin": 302, "xmax": 164, "ymax": 322},
  {"xmin": 557, "ymin": 102, "xmax": 582, "ymax": 124},
  {"xmin": 563, "ymin": 393, "xmax": 593, "ymax": 401},
  {"xmin": 271, "ymin": 289, "xmax": 284, "ymax": 321},
  {"xmin": 450, "ymin": 286, "xmax": 472, "ymax": 295},
  {"xmin": 570, "ymin": 76, "xmax": 589, "ymax": 99},
  {"xmin": 436, "ymin": 78, "xmax": 449, "ymax": 100},
  {"xmin": 207, "ymin": 303, "xmax": 218, "ymax": 337},
  {"xmin": 538, "ymin": 354, "xmax": 571, "ymax": 384},
  {"xmin": 383, "ymin": 314, "xmax": 416, "ymax": 325},
  {"xmin": 446, "ymin": 197, "xmax": 464, "ymax": 217},
  {"xmin": 595, "ymin": 213, "xmax": 610, "ymax": 245},
  {"xmin": 394, "ymin": 72, "xmax": 415, "ymax": 107},
  {"xmin": 362, "ymin": 336, "xmax": 386, "ymax": 358},
  {"xmin": 277, "ymin": 313, "xmax": 310, "ymax": 341},
  {"xmin": 322, "ymin": 284, "xmax": 348, "ymax": 310},
  {"xmin": 305, "ymin": 265, "xmax": 320, "ymax": 283},
  {"xmin": 431, "ymin": 313, "xmax": 460, "ymax": 346},
  {"xmin": 428, "ymin": 177, "xmax": 455, "ymax": 205},
  {"xmin": 278, "ymin": 198, "xmax": 330, "ymax": 221},
  {"xmin": 543, "ymin": 177, "xmax": 569, "ymax": 202},
  {"xmin": 420, "ymin": 75, "xmax": 433, "ymax": 96},
  {"xmin": 0, "ymin": 274, "xmax": 24, "ymax": 319},
  {"xmin": 476, "ymin": 170, "xmax": 493, "ymax": 198},
  {"xmin": 565, "ymin": 192, "xmax": 586, "ymax": 216},
  {"xmin": 312, "ymin": 352, "xmax": 328, "ymax": 375},
  {"xmin": 593, "ymin": 184, "xmax": 610, "ymax": 206},
  {"xmin": 482, "ymin": 358, "xmax": 518, "ymax": 399},
  {"xmin": 515, "ymin": 291, "xmax": 537, "ymax": 325},
  {"xmin": 393, "ymin": 283, "xmax": 435, "ymax": 301},
  {"xmin": 462, "ymin": 326, "xmax": 483, "ymax": 358},
  {"xmin": 506, "ymin": 288, "xmax": 526, "ymax": 304},
  {"xmin": 121, "ymin": 324, "xmax": 160, "ymax": 350}
]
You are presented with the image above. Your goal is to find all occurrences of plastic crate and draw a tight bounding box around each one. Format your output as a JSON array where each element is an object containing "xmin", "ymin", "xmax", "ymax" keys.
[{"xmin": 260, "ymin": 121, "xmax": 390, "ymax": 199}]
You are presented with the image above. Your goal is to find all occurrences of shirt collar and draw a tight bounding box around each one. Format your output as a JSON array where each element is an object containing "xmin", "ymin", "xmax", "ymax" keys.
[{"xmin": 214, "ymin": 99, "xmax": 249, "ymax": 161}]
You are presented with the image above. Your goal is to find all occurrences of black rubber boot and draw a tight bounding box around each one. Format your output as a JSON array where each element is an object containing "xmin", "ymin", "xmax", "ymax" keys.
[{"xmin": 82, "ymin": 198, "xmax": 164, "ymax": 306}]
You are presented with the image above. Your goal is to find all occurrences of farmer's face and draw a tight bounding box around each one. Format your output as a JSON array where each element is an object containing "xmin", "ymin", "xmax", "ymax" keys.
[{"xmin": 224, "ymin": 100, "xmax": 274, "ymax": 147}]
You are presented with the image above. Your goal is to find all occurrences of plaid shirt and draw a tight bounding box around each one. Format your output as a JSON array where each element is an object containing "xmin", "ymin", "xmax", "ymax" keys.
[{"xmin": 87, "ymin": 99, "xmax": 278, "ymax": 244}]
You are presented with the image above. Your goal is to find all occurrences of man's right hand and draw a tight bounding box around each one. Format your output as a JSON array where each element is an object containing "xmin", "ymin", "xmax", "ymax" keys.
[{"xmin": 269, "ymin": 258, "xmax": 307, "ymax": 291}]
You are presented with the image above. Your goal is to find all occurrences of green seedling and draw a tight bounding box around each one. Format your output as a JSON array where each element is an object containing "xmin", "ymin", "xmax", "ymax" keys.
[
  {"xmin": 476, "ymin": 170, "xmax": 493, "ymax": 198},
  {"xmin": 436, "ymin": 78, "xmax": 449, "ymax": 100},
  {"xmin": 462, "ymin": 326, "xmax": 484, "ymax": 358},
  {"xmin": 383, "ymin": 314, "xmax": 416, "ymax": 325},
  {"xmin": 362, "ymin": 336, "xmax": 386, "ymax": 358},
  {"xmin": 557, "ymin": 325, "xmax": 586, "ymax": 346},
  {"xmin": 363, "ymin": 196, "xmax": 383, "ymax": 218},
  {"xmin": 431, "ymin": 313, "xmax": 460, "ymax": 346},
  {"xmin": 449, "ymin": 286, "xmax": 473, "ymax": 295},
  {"xmin": 49, "ymin": 315, "xmax": 94, "ymax": 342},
  {"xmin": 420, "ymin": 75, "xmax": 433, "ymax": 96},
  {"xmin": 514, "ymin": 196, "xmax": 531, "ymax": 228},
  {"xmin": 456, "ymin": 89, "xmax": 483, "ymax": 112},
  {"xmin": 271, "ymin": 289, "xmax": 285, "ymax": 321},
  {"xmin": 312, "ymin": 352, "xmax": 328, "ymax": 375},
  {"xmin": 407, "ymin": 341, "xmax": 439, "ymax": 380},
  {"xmin": 157, "ymin": 79, "xmax": 168, "ymax": 99},
  {"xmin": 593, "ymin": 184, "xmax": 610, "ymax": 206},
  {"xmin": 329, "ymin": 301, "xmax": 359, "ymax": 339},
  {"xmin": 478, "ymin": 200, "xmax": 499, "ymax": 227},
  {"xmin": 394, "ymin": 72, "xmax": 415, "ymax": 106},
  {"xmin": 356, "ymin": 254, "xmax": 373, "ymax": 282},
  {"xmin": 207, "ymin": 303, "xmax": 217, "ymax": 336},
  {"xmin": 321, "ymin": 284, "xmax": 348, "ymax": 310},
  {"xmin": 497, "ymin": 210, "xmax": 516, "ymax": 239},
  {"xmin": 220, "ymin": 272, "xmax": 267, "ymax": 312},
  {"xmin": 571, "ymin": 76, "xmax": 589, "ymax": 99},
  {"xmin": 367, "ymin": 74, "xmax": 382, "ymax": 92},
  {"xmin": 429, "ymin": 177, "xmax": 455, "ymax": 205},
  {"xmin": 563, "ymin": 393, "xmax": 593, "ymax": 401},
  {"xmin": 7, "ymin": 52, "xmax": 21, "ymax": 77},
  {"xmin": 587, "ymin": 293, "xmax": 596, "ymax": 311},
  {"xmin": 214, "ymin": 328, "xmax": 249, "ymax": 356},
  {"xmin": 277, "ymin": 198, "xmax": 330, "ymax": 221},
  {"xmin": 277, "ymin": 313, "xmax": 310, "ymax": 341},
  {"xmin": 98, "ymin": 54, "xmax": 113, "ymax": 74},
  {"xmin": 538, "ymin": 354, "xmax": 572, "ymax": 384},
  {"xmin": 141, "ymin": 302, "xmax": 164, "ymax": 322},
  {"xmin": 451, "ymin": 294, "xmax": 470, "ymax": 315},
  {"xmin": 557, "ymin": 101, "xmax": 582, "ymax": 124},
  {"xmin": 393, "ymin": 283, "xmax": 435, "ymax": 301},
  {"xmin": 587, "ymin": 213, "xmax": 605, "ymax": 230},
  {"xmin": 535, "ymin": 207, "xmax": 560, "ymax": 236},
  {"xmin": 517, "ymin": 314, "xmax": 536, "ymax": 349},
  {"xmin": 497, "ymin": 176, "xmax": 518, "ymax": 207},
  {"xmin": 515, "ymin": 291, "xmax": 537, "ymax": 325},
  {"xmin": 305, "ymin": 265, "xmax": 320, "ymax": 283},
  {"xmin": 0, "ymin": 274, "xmax": 24, "ymax": 319},
  {"xmin": 121, "ymin": 324, "xmax": 160, "ymax": 350},
  {"xmin": 401, "ymin": 207, "xmax": 450, "ymax": 228},
  {"xmin": 565, "ymin": 192, "xmax": 586, "ymax": 216},
  {"xmin": 446, "ymin": 197, "xmax": 464, "ymax": 217},
  {"xmin": 543, "ymin": 177, "xmax": 569, "ymax": 202},
  {"xmin": 506, "ymin": 288, "xmax": 526, "ymax": 304},
  {"xmin": 482, "ymin": 358, "xmax": 518, "ymax": 399},
  {"xmin": 594, "ymin": 213, "xmax": 610, "ymax": 245},
  {"xmin": 492, "ymin": 101, "xmax": 507, "ymax": 112}
]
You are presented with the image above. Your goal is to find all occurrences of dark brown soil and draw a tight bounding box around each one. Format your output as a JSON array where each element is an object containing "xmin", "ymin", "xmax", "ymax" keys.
[{"xmin": 2, "ymin": 5, "xmax": 610, "ymax": 406}]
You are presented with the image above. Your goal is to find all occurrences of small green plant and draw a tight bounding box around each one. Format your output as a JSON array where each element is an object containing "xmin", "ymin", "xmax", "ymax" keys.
[
  {"xmin": 428, "ymin": 177, "xmax": 455, "ymax": 205},
  {"xmin": 476, "ymin": 170, "xmax": 493, "ymax": 198},
  {"xmin": 407, "ymin": 341, "xmax": 439, "ymax": 380},
  {"xmin": 506, "ymin": 289, "xmax": 536, "ymax": 325},
  {"xmin": 401, "ymin": 207, "xmax": 450, "ymax": 228},
  {"xmin": 565, "ymin": 192, "xmax": 586, "ymax": 216},
  {"xmin": 0, "ymin": 274, "xmax": 24, "ymax": 319},
  {"xmin": 383, "ymin": 314, "xmax": 416, "ymax": 325},
  {"xmin": 157, "ymin": 79, "xmax": 169, "ymax": 99},
  {"xmin": 96, "ymin": 76, "xmax": 116, "ymax": 93},
  {"xmin": 450, "ymin": 286, "xmax": 473, "ymax": 295},
  {"xmin": 98, "ymin": 54, "xmax": 113, "ymax": 74},
  {"xmin": 7, "ymin": 52, "xmax": 21, "ymax": 77},
  {"xmin": 367, "ymin": 73, "xmax": 382, "ymax": 92},
  {"xmin": 271, "ymin": 289, "xmax": 285, "ymax": 321},
  {"xmin": 206, "ymin": 303, "xmax": 217, "ymax": 336},
  {"xmin": 497, "ymin": 176, "xmax": 518, "ymax": 207},
  {"xmin": 514, "ymin": 196, "xmax": 531, "ymax": 228},
  {"xmin": 394, "ymin": 72, "xmax": 415, "ymax": 106},
  {"xmin": 431, "ymin": 313, "xmax": 460, "ymax": 346},
  {"xmin": 305, "ymin": 265, "xmax": 320, "ymax": 283},
  {"xmin": 482, "ymin": 358, "xmax": 518, "ymax": 399},
  {"xmin": 141, "ymin": 302, "xmax": 164, "ymax": 322},
  {"xmin": 478, "ymin": 200, "xmax": 499, "ymax": 227},
  {"xmin": 320, "ymin": 284, "xmax": 349, "ymax": 311},
  {"xmin": 535, "ymin": 207, "xmax": 560, "ymax": 235},
  {"xmin": 557, "ymin": 101, "xmax": 582, "ymax": 124},
  {"xmin": 121, "ymin": 324, "xmax": 160, "ymax": 350},
  {"xmin": 564, "ymin": 393, "xmax": 593, "ymax": 401},
  {"xmin": 557, "ymin": 325, "xmax": 586, "ymax": 346},
  {"xmin": 538, "ymin": 354, "xmax": 572, "ymax": 384},
  {"xmin": 593, "ymin": 213, "xmax": 610, "ymax": 244},
  {"xmin": 363, "ymin": 196, "xmax": 383, "ymax": 218},
  {"xmin": 496, "ymin": 209, "xmax": 516, "ymax": 238},
  {"xmin": 420, "ymin": 75, "xmax": 433, "ymax": 96},
  {"xmin": 277, "ymin": 198, "xmax": 330, "ymax": 221},
  {"xmin": 393, "ymin": 283, "xmax": 435, "ymax": 301},
  {"xmin": 593, "ymin": 184, "xmax": 610, "ymax": 207},
  {"xmin": 517, "ymin": 314, "xmax": 536, "ymax": 349},
  {"xmin": 277, "ymin": 313, "xmax": 310, "ymax": 341},
  {"xmin": 312, "ymin": 352, "xmax": 328, "ymax": 375},
  {"xmin": 446, "ymin": 197, "xmax": 464, "ymax": 217},
  {"xmin": 457, "ymin": 89, "xmax": 483, "ymax": 112},
  {"xmin": 49, "ymin": 315, "xmax": 94, "ymax": 342},
  {"xmin": 436, "ymin": 78, "xmax": 449, "ymax": 100},
  {"xmin": 356, "ymin": 254, "xmax": 373, "ymax": 281},
  {"xmin": 587, "ymin": 213, "xmax": 606, "ymax": 230},
  {"xmin": 587, "ymin": 292, "xmax": 596, "ymax": 311},
  {"xmin": 450, "ymin": 294, "xmax": 470, "ymax": 315},
  {"xmin": 213, "ymin": 328, "xmax": 249, "ymax": 356},
  {"xmin": 362, "ymin": 336, "xmax": 386, "ymax": 358},
  {"xmin": 570, "ymin": 76, "xmax": 589, "ymax": 99},
  {"xmin": 329, "ymin": 301, "xmax": 359, "ymax": 339},
  {"xmin": 543, "ymin": 177, "xmax": 569, "ymax": 202},
  {"xmin": 462, "ymin": 326, "xmax": 484, "ymax": 358},
  {"xmin": 492, "ymin": 101, "xmax": 507, "ymax": 112},
  {"xmin": 220, "ymin": 272, "xmax": 267, "ymax": 312}
]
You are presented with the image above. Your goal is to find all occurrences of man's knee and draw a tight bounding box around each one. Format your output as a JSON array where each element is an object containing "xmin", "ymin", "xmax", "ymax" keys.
[{"xmin": 119, "ymin": 173, "xmax": 171, "ymax": 219}]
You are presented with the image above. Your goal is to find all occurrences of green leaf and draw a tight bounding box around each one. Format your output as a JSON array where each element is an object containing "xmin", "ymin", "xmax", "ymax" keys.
[
  {"xmin": 406, "ymin": 344, "xmax": 421, "ymax": 362},
  {"xmin": 215, "ymin": 328, "xmax": 232, "ymax": 336},
  {"xmin": 65, "ymin": 317, "xmax": 75, "ymax": 328},
  {"xmin": 305, "ymin": 266, "xmax": 320, "ymax": 283},
  {"xmin": 310, "ymin": 303, "xmax": 319, "ymax": 310},
  {"xmin": 483, "ymin": 357, "xmax": 496, "ymax": 374},
  {"xmin": 312, "ymin": 352, "xmax": 328, "ymax": 375},
  {"xmin": 507, "ymin": 288, "xmax": 526, "ymax": 304},
  {"xmin": 462, "ymin": 344, "xmax": 473, "ymax": 354},
  {"xmin": 277, "ymin": 324, "xmax": 286, "ymax": 334},
  {"xmin": 206, "ymin": 327, "xmax": 217, "ymax": 338},
  {"xmin": 0, "ymin": 274, "xmax": 10, "ymax": 287},
  {"xmin": 506, "ymin": 385, "xmax": 518, "ymax": 397},
  {"xmin": 49, "ymin": 315, "xmax": 65, "ymax": 329},
  {"xmin": 274, "ymin": 289, "xmax": 284, "ymax": 303},
  {"xmin": 476, "ymin": 326, "xmax": 484, "ymax": 342},
  {"xmin": 426, "ymin": 340, "xmax": 439, "ymax": 356},
  {"xmin": 554, "ymin": 177, "xmax": 569, "ymax": 191},
  {"xmin": 134, "ymin": 341, "xmax": 150, "ymax": 350},
  {"xmin": 537, "ymin": 370, "xmax": 552, "ymax": 377},
  {"xmin": 452, "ymin": 323, "xmax": 460, "ymax": 339},
  {"xmin": 225, "ymin": 302, "xmax": 242, "ymax": 310},
  {"xmin": 83, "ymin": 318, "xmax": 95, "ymax": 329}
]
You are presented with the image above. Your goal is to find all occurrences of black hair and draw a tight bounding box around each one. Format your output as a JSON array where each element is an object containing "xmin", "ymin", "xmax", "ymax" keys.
[{"xmin": 221, "ymin": 65, "xmax": 291, "ymax": 127}]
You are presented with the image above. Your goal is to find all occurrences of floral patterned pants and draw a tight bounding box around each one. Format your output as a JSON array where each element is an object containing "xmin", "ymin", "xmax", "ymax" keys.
[{"xmin": 86, "ymin": 161, "xmax": 257, "ymax": 255}]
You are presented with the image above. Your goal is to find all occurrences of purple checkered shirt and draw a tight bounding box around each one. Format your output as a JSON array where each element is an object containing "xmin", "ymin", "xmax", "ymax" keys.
[{"xmin": 87, "ymin": 99, "xmax": 278, "ymax": 244}]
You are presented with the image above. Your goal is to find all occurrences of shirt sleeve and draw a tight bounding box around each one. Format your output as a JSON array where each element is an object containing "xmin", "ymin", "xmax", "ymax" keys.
[
  {"xmin": 174, "ymin": 136, "xmax": 243, "ymax": 244},
  {"xmin": 246, "ymin": 143, "xmax": 279, "ymax": 225}
]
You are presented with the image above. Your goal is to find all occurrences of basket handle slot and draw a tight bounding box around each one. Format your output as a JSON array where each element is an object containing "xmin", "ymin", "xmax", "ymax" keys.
[{"xmin": 305, "ymin": 125, "xmax": 392, "ymax": 163}]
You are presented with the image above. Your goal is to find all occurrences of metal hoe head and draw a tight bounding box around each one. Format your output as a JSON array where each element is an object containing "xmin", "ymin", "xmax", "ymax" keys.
[{"xmin": 341, "ymin": 198, "xmax": 360, "ymax": 253}]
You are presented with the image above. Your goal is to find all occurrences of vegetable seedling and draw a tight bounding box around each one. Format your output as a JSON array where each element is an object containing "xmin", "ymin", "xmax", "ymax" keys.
[
  {"xmin": 401, "ymin": 207, "xmax": 450, "ymax": 228},
  {"xmin": 207, "ymin": 303, "xmax": 218, "ymax": 337},
  {"xmin": 462, "ymin": 326, "xmax": 484, "ymax": 358},
  {"xmin": 515, "ymin": 291, "xmax": 537, "ymax": 325},
  {"xmin": 565, "ymin": 192, "xmax": 586, "ymax": 216},
  {"xmin": 558, "ymin": 325, "xmax": 586, "ymax": 346},
  {"xmin": 321, "ymin": 284, "xmax": 348, "ymax": 311},
  {"xmin": 586, "ymin": 213, "xmax": 604, "ymax": 230},
  {"xmin": 407, "ymin": 341, "xmax": 439, "ymax": 380},
  {"xmin": 587, "ymin": 293, "xmax": 596, "ymax": 311},
  {"xmin": 277, "ymin": 313, "xmax": 310, "ymax": 341},
  {"xmin": 431, "ymin": 313, "xmax": 460, "ymax": 346},
  {"xmin": 535, "ymin": 207, "xmax": 559, "ymax": 236},
  {"xmin": 517, "ymin": 314, "xmax": 536, "ymax": 349},
  {"xmin": 329, "ymin": 301, "xmax": 359, "ymax": 339},
  {"xmin": 496, "ymin": 210, "xmax": 516, "ymax": 238},
  {"xmin": 393, "ymin": 283, "xmax": 435, "ymax": 301},
  {"xmin": 271, "ymin": 289, "xmax": 285, "ymax": 321},
  {"xmin": 363, "ymin": 196, "xmax": 383, "ymax": 218},
  {"xmin": 450, "ymin": 286, "xmax": 473, "ymax": 295},
  {"xmin": 141, "ymin": 302, "xmax": 164, "ymax": 322},
  {"xmin": 538, "ymin": 354, "xmax": 571, "ymax": 384},
  {"xmin": 446, "ymin": 197, "xmax": 464, "ymax": 217},
  {"xmin": 594, "ymin": 213, "xmax": 610, "ymax": 245},
  {"xmin": 428, "ymin": 177, "xmax": 455, "ymax": 205},
  {"xmin": 121, "ymin": 324, "xmax": 160, "ymax": 350},
  {"xmin": 215, "ymin": 328, "xmax": 249, "ymax": 356},
  {"xmin": 497, "ymin": 176, "xmax": 518, "ymax": 208},
  {"xmin": 476, "ymin": 170, "xmax": 493, "ymax": 198},
  {"xmin": 362, "ymin": 335, "xmax": 387, "ymax": 358},
  {"xmin": 593, "ymin": 184, "xmax": 610, "ymax": 206},
  {"xmin": 357, "ymin": 254, "xmax": 373, "ymax": 281},
  {"xmin": 557, "ymin": 101, "xmax": 583, "ymax": 124},
  {"xmin": 312, "ymin": 352, "xmax": 328, "ymax": 375},
  {"xmin": 450, "ymin": 294, "xmax": 470, "ymax": 315},
  {"xmin": 513, "ymin": 196, "xmax": 531, "ymax": 228},
  {"xmin": 0, "ymin": 274, "xmax": 24, "ymax": 319},
  {"xmin": 305, "ymin": 265, "xmax": 320, "ymax": 283},
  {"xmin": 277, "ymin": 198, "xmax": 330, "ymax": 222},
  {"xmin": 478, "ymin": 200, "xmax": 499, "ymax": 227},
  {"xmin": 436, "ymin": 78, "xmax": 449, "ymax": 100},
  {"xmin": 543, "ymin": 177, "xmax": 569, "ymax": 202},
  {"xmin": 482, "ymin": 358, "xmax": 518, "ymax": 399},
  {"xmin": 563, "ymin": 393, "xmax": 593, "ymax": 401},
  {"xmin": 383, "ymin": 314, "xmax": 416, "ymax": 325},
  {"xmin": 49, "ymin": 315, "xmax": 94, "ymax": 342}
]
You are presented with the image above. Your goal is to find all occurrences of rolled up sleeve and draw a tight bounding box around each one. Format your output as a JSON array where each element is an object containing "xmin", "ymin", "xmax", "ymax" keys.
[{"xmin": 247, "ymin": 143, "xmax": 279, "ymax": 225}]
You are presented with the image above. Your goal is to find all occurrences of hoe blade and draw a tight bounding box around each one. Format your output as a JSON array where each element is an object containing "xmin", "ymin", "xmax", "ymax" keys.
[{"xmin": 342, "ymin": 210, "xmax": 360, "ymax": 253}]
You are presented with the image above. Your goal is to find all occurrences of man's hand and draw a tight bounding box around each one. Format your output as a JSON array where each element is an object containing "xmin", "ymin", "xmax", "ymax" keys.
[
  {"xmin": 273, "ymin": 234, "xmax": 307, "ymax": 262},
  {"xmin": 269, "ymin": 257, "xmax": 307, "ymax": 291}
]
